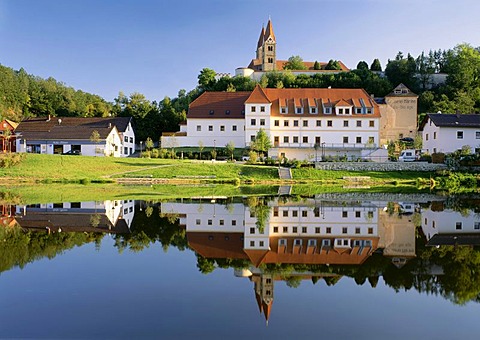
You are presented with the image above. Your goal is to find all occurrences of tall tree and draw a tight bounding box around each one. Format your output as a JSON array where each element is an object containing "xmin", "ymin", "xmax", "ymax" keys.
[
  {"xmin": 325, "ymin": 59, "xmax": 342, "ymax": 70},
  {"xmin": 197, "ymin": 68, "xmax": 217, "ymax": 91},
  {"xmin": 250, "ymin": 128, "xmax": 272, "ymax": 157},
  {"xmin": 283, "ymin": 55, "xmax": 307, "ymax": 70},
  {"xmin": 370, "ymin": 58, "xmax": 382, "ymax": 72},
  {"xmin": 356, "ymin": 61, "xmax": 369, "ymax": 70}
]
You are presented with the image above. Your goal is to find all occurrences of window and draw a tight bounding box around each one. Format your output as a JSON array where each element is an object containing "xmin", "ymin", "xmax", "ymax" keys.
[
  {"xmin": 268, "ymin": 46, "xmax": 273, "ymax": 51},
  {"xmin": 315, "ymin": 227, "xmax": 320, "ymax": 234},
  {"xmin": 356, "ymin": 120, "xmax": 362, "ymax": 127},
  {"xmin": 457, "ymin": 131, "xmax": 464, "ymax": 139},
  {"xmin": 369, "ymin": 120, "xmax": 375, "ymax": 127},
  {"xmin": 196, "ymin": 219, "xmax": 201, "ymax": 225},
  {"xmin": 209, "ymin": 110, "xmax": 214, "ymax": 115},
  {"xmin": 426, "ymin": 133, "xmax": 429, "ymax": 141},
  {"xmin": 366, "ymin": 108, "xmax": 372, "ymax": 114},
  {"xmin": 197, "ymin": 125, "xmax": 201, "ymax": 131},
  {"xmin": 355, "ymin": 227, "xmax": 360, "ymax": 234},
  {"xmin": 327, "ymin": 120, "xmax": 333, "ymax": 127},
  {"xmin": 303, "ymin": 120, "xmax": 308, "ymax": 127},
  {"xmin": 292, "ymin": 210, "xmax": 298, "ymax": 217},
  {"xmin": 316, "ymin": 120, "xmax": 321, "ymax": 127},
  {"xmin": 311, "ymin": 107, "xmax": 317, "ymax": 114},
  {"xmin": 274, "ymin": 120, "xmax": 279, "ymax": 127},
  {"xmin": 281, "ymin": 107, "xmax": 287, "ymax": 114},
  {"xmin": 355, "ymin": 211, "xmax": 361, "ymax": 218},
  {"xmin": 315, "ymin": 136, "xmax": 321, "ymax": 144},
  {"xmin": 356, "ymin": 136, "xmax": 362, "ymax": 144},
  {"xmin": 342, "ymin": 211, "xmax": 348, "ymax": 218},
  {"xmin": 225, "ymin": 110, "xmax": 230, "ymax": 115},
  {"xmin": 325, "ymin": 107, "xmax": 331, "ymax": 114},
  {"xmin": 338, "ymin": 108, "xmax": 344, "ymax": 114},
  {"xmin": 342, "ymin": 227, "xmax": 348, "ymax": 234},
  {"xmin": 303, "ymin": 136, "xmax": 308, "ymax": 143},
  {"xmin": 268, "ymin": 57, "xmax": 273, "ymax": 63},
  {"xmin": 302, "ymin": 227, "xmax": 307, "ymax": 233},
  {"xmin": 250, "ymin": 241, "xmax": 255, "ymax": 247},
  {"xmin": 124, "ymin": 136, "xmax": 128, "ymax": 142},
  {"xmin": 283, "ymin": 210, "xmax": 288, "ymax": 217},
  {"xmin": 232, "ymin": 125, "xmax": 237, "ymax": 131},
  {"xmin": 345, "ymin": 108, "xmax": 350, "ymax": 114},
  {"xmin": 274, "ymin": 136, "xmax": 279, "ymax": 144},
  {"xmin": 232, "ymin": 220, "xmax": 237, "ymax": 226},
  {"xmin": 456, "ymin": 222, "xmax": 462, "ymax": 230},
  {"xmin": 283, "ymin": 226, "xmax": 288, "ymax": 233},
  {"xmin": 475, "ymin": 222, "xmax": 480, "ymax": 230},
  {"xmin": 356, "ymin": 108, "xmax": 362, "ymax": 114},
  {"xmin": 284, "ymin": 136, "xmax": 289, "ymax": 143},
  {"xmin": 293, "ymin": 227, "xmax": 298, "ymax": 233},
  {"xmin": 260, "ymin": 119, "xmax": 265, "ymax": 126},
  {"xmin": 314, "ymin": 208, "xmax": 320, "ymax": 217},
  {"xmin": 326, "ymin": 227, "xmax": 331, "ymax": 234},
  {"xmin": 296, "ymin": 107, "xmax": 302, "ymax": 114},
  {"xmin": 367, "ymin": 211, "xmax": 374, "ymax": 219},
  {"xmin": 368, "ymin": 228, "xmax": 373, "ymax": 234},
  {"xmin": 284, "ymin": 120, "xmax": 289, "ymax": 127},
  {"xmin": 294, "ymin": 120, "xmax": 299, "ymax": 127},
  {"xmin": 476, "ymin": 131, "xmax": 480, "ymax": 139},
  {"xmin": 368, "ymin": 136, "xmax": 374, "ymax": 144},
  {"xmin": 209, "ymin": 125, "xmax": 213, "ymax": 131},
  {"xmin": 219, "ymin": 220, "xmax": 224, "ymax": 226},
  {"xmin": 302, "ymin": 211, "xmax": 308, "ymax": 217},
  {"xmin": 260, "ymin": 106, "xmax": 265, "ymax": 112},
  {"xmin": 208, "ymin": 219, "xmax": 212, "ymax": 225},
  {"xmin": 250, "ymin": 135, "xmax": 255, "ymax": 141},
  {"xmin": 434, "ymin": 132, "xmax": 437, "ymax": 139},
  {"xmin": 251, "ymin": 106, "xmax": 256, "ymax": 112},
  {"xmin": 273, "ymin": 226, "xmax": 278, "ymax": 233},
  {"xmin": 220, "ymin": 125, "xmax": 225, "ymax": 132},
  {"xmin": 250, "ymin": 227, "xmax": 255, "ymax": 234},
  {"xmin": 344, "ymin": 120, "xmax": 349, "ymax": 127},
  {"xmin": 343, "ymin": 136, "xmax": 349, "ymax": 144},
  {"xmin": 129, "ymin": 137, "xmax": 133, "ymax": 143},
  {"xmin": 251, "ymin": 119, "xmax": 256, "ymax": 126},
  {"xmin": 124, "ymin": 147, "xmax": 128, "ymax": 154},
  {"xmin": 273, "ymin": 208, "xmax": 278, "ymax": 217},
  {"xmin": 293, "ymin": 136, "xmax": 299, "ymax": 143}
]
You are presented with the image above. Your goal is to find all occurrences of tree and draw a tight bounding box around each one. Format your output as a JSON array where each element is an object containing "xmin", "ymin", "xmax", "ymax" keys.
[
  {"xmin": 250, "ymin": 128, "xmax": 272, "ymax": 157},
  {"xmin": 145, "ymin": 137, "xmax": 154, "ymax": 151},
  {"xmin": 313, "ymin": 61, "xmax": 321, "ymax": 70},
  {"xmin": 370, "ymin": 58, "xmax": 382, "ymax": 72},
  {"xmin": 416, "ymin": 51, "xmax": 436, "ymax": 91},
  {"xmin": 325, "ymin": 59, "xmax": 342, "ymax": 70},
  {"xmin": 385, "ymin": 52, "xmax": 417, "ymax": 90},
  {"xmin": 197, "ymin": 68, "xmax": 217, "ymax": 91},
  {"xmin": 283, "ymin": 55, "xmax": 307, "ymax": 70},
  {"xmin": 90, "ymin": 130, "xmax": 101, "ymax": 156},
  {"xmin": 225, "ymin": 141, "xmax": 235, "ymax": 161},
  {"xmin": 356, "ymin": 61, "xmax": 369, "ymax": 70},
  {"xmin": 198, "ymin": 141, "xmax": 204, "ymax": 160},
  {"xmin": 446, "ymin": 44, "xmax": 480, "ymax": 93}
]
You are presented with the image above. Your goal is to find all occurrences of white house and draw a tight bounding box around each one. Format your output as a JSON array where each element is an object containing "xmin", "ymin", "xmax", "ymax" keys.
[
  {"xmin": 15, "ymin": 116, "xmax": 135, "ymax": 157},
  {"xmin": 419, "ymin": 113, "xmax": 480, "ymax": 154},
  {"xmin": 162, "ymin": 86, "xmax": 387, "ymax": 161}
]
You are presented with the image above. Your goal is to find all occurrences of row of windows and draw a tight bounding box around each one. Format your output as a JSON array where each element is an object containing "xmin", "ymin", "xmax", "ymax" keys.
[
  {"xmin": 197, "ymin": 125, "xmax": 239, "ymax": 132},
  {"xmin": 425, "ymin": 219, "xmax": 480, "ymax": 230},
  {"xmin": 277, "ymin": 107, "xmax": 373, "ymax": 115},
  {"xmin": 196, "ymin": 219, "xmax": 241, "ymax": 226},
  {"xmin": 262, "ymin": 135, "xmax": 376, "ymax": 144},
  {"xmin": 123, "ymin": 136, "xmax": 134, "ymax": 143},
  {"xmin": 426, "ymin": 131, "xmax": 480, "ymax": 141},
  {"xmin": 250, "ymin": 240, "xmax": 266, "ymax": 247},
  {"xmin": 272, "ymin": 119, "xmax": 375, "ymax": 128},
  {"xmin": 269, "ymin": 226, "xmax": 375, "ymax": 234},
  {"xmin": 123, "ymin": 206, "xmax": 134, "ymax": 214},
  {"xmin": 272, "ymin": 209, "xmax": 375, "ymax": 218}
]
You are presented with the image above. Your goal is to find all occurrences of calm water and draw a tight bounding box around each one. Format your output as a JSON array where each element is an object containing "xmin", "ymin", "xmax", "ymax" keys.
[{"xmin": 1, "ymin": 194, "xmax": 480, "ymax": 339}]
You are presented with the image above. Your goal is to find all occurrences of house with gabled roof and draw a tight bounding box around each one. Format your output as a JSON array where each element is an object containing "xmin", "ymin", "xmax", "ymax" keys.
[
  {"xmin": 0, "ymin": 119, "xmax": 18, "ymax": 153},
  {"xmin": 419, "ymin": 113, "xmax": 480, "ymax": 154},
  {"xmin": 162, "ymin": 85, "xmax": 387, "ymax": 161},
  {"xmin": 15, "ymin": 116, "xmax": 135, "ymax": 157}
]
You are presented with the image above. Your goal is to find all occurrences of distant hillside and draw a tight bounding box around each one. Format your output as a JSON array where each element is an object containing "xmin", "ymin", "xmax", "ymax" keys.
[{"xmin": 0, "ymin": 64, "xmax": 112, "ymax": 122}]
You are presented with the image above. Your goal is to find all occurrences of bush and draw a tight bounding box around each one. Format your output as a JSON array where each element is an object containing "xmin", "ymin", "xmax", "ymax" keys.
[
  {"xmin": 0, "ymin": 153, "xmax": 25, "ymax": 168},
  {"xmin": 432, "ymin": 153, "xmax": 445, "ymax": 164},
  {"xmin": 151, "ymin": 149, "xmax": 159, "ymax": 158}
]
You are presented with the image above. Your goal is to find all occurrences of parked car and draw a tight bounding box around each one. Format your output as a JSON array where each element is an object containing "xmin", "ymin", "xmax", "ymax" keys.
[
  {"xmin": 398, "ymin": 149, "xmax": 418, "ymax": 162},
  {"xmin": 62, "ymin": 150, "xmax": 81, "ymax": 155},
  {"xmin": 400, "ymin": 137, "xmax": 414, "ymax": 143}
]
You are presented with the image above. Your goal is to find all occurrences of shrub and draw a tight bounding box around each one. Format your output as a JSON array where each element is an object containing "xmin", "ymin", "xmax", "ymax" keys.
[
  {"xmin": 432, "ymin": 153, "xmax": 445, "ymax": 164},
  {"xmin": 0, "ymin": 153, "xmax": 25, "ymax": 168},
  {"xmin": 151, "ymin": 149, "xmax": 159, "ymax": 158}
]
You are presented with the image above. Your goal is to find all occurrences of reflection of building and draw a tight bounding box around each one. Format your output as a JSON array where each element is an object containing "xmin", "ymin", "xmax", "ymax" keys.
[
  {"xmin": 0, "ymin": 203, "xmax": 17, "ymax": 227},
  {"xmin": 162, "ymin": 197, "xmax": 416, "ymax": 321},
  {"xmin": 15, "ymin": 200, "xmax": 135, "ymax": 233},
  {"xmin": 421, "ymin": 205, "xmax": 480, "ymax": 246},
  {"xmin": 0, "ymin": 119, "xmax": 18, "ymax": 153}
]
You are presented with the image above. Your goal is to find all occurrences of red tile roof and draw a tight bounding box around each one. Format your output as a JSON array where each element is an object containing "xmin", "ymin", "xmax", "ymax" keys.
[{"xmin": 188, "ymin": 91, "xmax": 250, "ymax": 119}]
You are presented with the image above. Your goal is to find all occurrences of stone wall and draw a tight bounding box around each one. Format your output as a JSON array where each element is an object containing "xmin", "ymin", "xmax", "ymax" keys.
[{"xmin": 315, "ymin": 161, "xmax": 446, "ymax": 172}]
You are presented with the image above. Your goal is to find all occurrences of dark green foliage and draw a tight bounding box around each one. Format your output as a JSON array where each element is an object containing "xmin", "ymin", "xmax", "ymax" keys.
[
  {"xmin": 283, "ymin": 55, "xmax": 308, "ymax": 70},
  {"xmin": 370, "ymin": 58, "xmax": 382, "ymax": 71},
  {"xmin": 356, "ymin": 61, "xmax": 369, "ymax": 70},
  {"xmin": 325, "ymin": 59, "xmax": 342, "ymax": 70}
]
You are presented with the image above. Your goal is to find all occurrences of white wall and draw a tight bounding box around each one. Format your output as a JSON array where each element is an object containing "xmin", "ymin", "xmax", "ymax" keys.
[{"xmin": 423, "ymin": 118, "xmax": 480, "ymax": 154}]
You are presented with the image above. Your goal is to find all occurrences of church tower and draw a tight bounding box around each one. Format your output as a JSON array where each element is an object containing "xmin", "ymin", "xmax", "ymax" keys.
[{"xmin": 256, "ymin": 19, "xmax": 276, "ymax": 71}]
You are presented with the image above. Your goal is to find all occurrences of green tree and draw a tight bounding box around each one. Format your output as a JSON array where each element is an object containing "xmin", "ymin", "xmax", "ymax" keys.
[
  {"xmin": 198, "ymin": 141, "xmax": 205, "ymax": 160},
  {"xmin": 325, "ymin": 59, "xmax": 342, "ymax": 70},
  {"xmin": 225, "ymin": 141, "xmax": 235, "ymax": 161},
  {"xmin": 90, "ymin": 130, "xmax": 101, "ymax": 156},
  {"xmin": 197, "ymin": 68, "xmax": 217, "ymax": 91},
  {"xmin": 145, "ymin": 137, "xmax": 154, "ymax": 151},
  {"xmin": 416, "ymin": 51, "xmax": 436, "ymax": 91},
  {"xmin": 356, "ymin": 61, "xmax": 369, "ymax": 70},
  {"xmin": 313, "ymin": 61, "xmax": 321, "ymax": 70},
  {"xmin": 385, "ymin": 52, "xmax": 417, "ymax": 90},
  {"xmin": 370, "ymin": 58, "xmax": 382, "ymax": 72},
  {"xmin": 283, "ymin": 55, "xmax": 307, "ymax": 70},
  {"xmin": 250, "ymin": 128, "xmax": 272, "ymax": 157}
]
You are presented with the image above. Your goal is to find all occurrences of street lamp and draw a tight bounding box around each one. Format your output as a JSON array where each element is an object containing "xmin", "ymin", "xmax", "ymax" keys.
[{"xmin": 140, "ymin": 141, "xmax": 143, "ymax": 155}]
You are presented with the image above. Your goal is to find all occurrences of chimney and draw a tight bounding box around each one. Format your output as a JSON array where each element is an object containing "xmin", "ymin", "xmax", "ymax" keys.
[{"xmin": 108, "ymin": 122, "xmax": 112, "ymax": 128}]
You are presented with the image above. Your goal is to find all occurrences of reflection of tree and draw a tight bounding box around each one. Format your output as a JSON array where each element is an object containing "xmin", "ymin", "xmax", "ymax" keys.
[{"xmin": 245, "ymin": 196, "xmax": 272, "ymax": 233}]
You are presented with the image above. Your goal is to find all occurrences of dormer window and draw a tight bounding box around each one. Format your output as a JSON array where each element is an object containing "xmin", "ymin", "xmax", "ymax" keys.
[
  {"xmin": 209, "ymin": 110, "xmax": 214, "ymax": 115},
  {"xmin": 345, "ymin": 108, "xmax": 350, "ymax": 115},
  {"xmin": 225, "ymin": 110, "xmax": 230, "ymax": 115},
  {"xmin": 296, "ymin": 107, "xmax": 303, "ymax": 114},
  {"xmin": 324, "ymin": 107, "xmax": 331, "ymax": 114},
  {"xmin": 281, "ymin": 107, "xmax": 287, "ymax": 114},
  {"xmin": 356, "ymin": 108, "xmax": 362, "ymax": 114},
  {"xmin": 338, "ymin": 108, "xmax": 344, "ymax": 114},
  {"xmin": 366, "ymin": 108, "xmax": 372, "ymax": 114},
  {"xmin": 310, "ymin": 107, "xmax": 317, "ymax": 114},
  {"xmin": 394, "ymin": 89, "xmax": 402, "ymax": 94}
]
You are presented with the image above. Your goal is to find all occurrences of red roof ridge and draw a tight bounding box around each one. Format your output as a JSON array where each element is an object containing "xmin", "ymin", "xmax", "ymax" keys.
[{"xmin": 246, "ymin": 85, "xmax": 271, "ymax": 104}]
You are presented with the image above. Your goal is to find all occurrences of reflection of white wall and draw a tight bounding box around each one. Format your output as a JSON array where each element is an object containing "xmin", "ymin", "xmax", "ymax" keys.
[{"xmin": 421, "ymin": 209, "xmax": 480, "ymax": 240}]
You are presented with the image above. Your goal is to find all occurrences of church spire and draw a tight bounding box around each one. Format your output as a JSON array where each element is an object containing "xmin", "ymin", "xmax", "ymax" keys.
[
  {"xmin": 257, "ymin": 25, "xmax": 265, "ymax": 49},
  {"xmin": 264, "ymin": 19, "xmax": 275, "ymax": 42}
]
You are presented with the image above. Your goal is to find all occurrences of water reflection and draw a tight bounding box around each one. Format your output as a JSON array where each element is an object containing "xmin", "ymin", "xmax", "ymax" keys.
[{"xmin": 1, "ymin": 194, "xmax": 480, "ymax": 313}]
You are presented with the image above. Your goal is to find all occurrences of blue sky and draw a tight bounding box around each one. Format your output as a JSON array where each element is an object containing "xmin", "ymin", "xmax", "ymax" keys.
[{"xmin": 1, "ymin": 0, "xmax": 479, "ymax": 102}]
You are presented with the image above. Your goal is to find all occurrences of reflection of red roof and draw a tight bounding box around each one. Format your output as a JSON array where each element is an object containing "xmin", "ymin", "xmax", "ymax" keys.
[{"xmin": 187, "ymin": 232, "xmax": 378, "ymax": 266}]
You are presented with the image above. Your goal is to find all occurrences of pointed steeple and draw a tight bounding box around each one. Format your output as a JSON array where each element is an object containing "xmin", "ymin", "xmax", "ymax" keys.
[
  {"xmin": 257, "ymin": 25, "xmax": 265, "ymax": 48},
  {"xmin": 264, "ymin": 19, "xmax": 275, "ymax": 42}
]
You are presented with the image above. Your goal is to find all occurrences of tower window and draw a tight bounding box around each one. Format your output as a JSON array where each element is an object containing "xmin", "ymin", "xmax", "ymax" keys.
[
  {"xmin": 268, "ymin": 46, "xmax": 273, "ymax": 51},
  {"xmin": 268, "ymin": 58, "xmax": 273, "ymax": 63}
]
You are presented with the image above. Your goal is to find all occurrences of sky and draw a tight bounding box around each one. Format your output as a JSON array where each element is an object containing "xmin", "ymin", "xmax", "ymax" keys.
[{"xmin": 1, "ymin": 0, "xmax": 479, "ymax": 103}]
